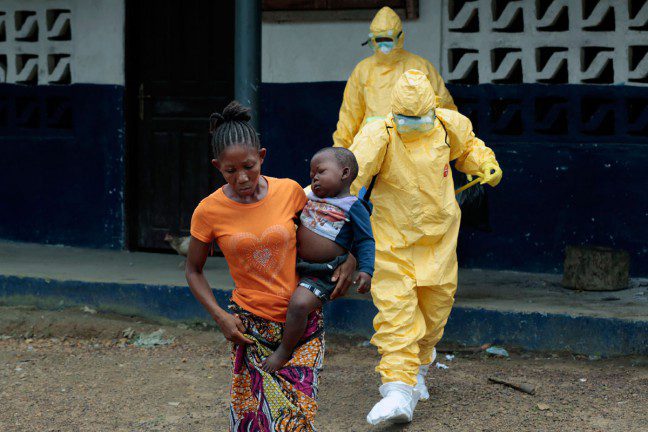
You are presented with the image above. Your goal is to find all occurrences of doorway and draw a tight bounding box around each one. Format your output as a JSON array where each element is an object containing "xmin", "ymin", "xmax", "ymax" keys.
[{"xmin": 125, "ymin": 1, "xmax": 234, "ymax": 250}]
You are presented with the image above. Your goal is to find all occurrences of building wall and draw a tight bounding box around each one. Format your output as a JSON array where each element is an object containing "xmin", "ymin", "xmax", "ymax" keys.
[
  {"xmin": 262, "ymin": 1, "xmax": 443, "ymax": 83},
  {"xmin": 260, "ymin": 1, "xmax": 648, "ymax": 275},
  {"xmin": 0, "ymin": 0, "xmax": 125, "ymax": 248},
  {"xmin": 2, "ymin": 0, "xmax": 647, "ymax": 277}
]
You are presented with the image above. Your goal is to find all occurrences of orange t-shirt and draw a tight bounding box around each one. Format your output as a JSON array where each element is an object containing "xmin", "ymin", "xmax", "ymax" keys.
[{"xmin": 190, "ymin": 177, "xmax": 307, "ymax": 322}]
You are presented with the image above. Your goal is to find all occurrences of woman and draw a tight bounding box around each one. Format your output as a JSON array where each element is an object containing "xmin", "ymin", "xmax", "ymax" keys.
[{"xmin": 185, "ymin": 101, "xmax": 357, "ymax": 431}]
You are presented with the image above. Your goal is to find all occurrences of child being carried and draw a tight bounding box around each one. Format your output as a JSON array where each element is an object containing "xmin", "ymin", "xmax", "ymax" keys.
[{"xmin": 262, "ymin": 147, "xmax": 375, "ymax": 372}]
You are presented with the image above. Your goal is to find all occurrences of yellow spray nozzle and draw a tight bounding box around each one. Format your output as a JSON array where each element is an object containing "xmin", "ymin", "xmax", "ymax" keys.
[{"xmin": 454, "ymin": 177, "xmax": 481, "ymax": 195}]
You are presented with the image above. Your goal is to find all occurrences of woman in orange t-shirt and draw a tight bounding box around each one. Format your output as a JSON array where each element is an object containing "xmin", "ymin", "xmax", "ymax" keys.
[{"xmin": 186, "ymin": 101, "xmax": 356, "ymax": 431}]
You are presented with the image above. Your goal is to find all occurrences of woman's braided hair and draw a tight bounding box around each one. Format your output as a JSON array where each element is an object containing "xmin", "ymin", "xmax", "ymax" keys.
[{"xmin": 209, "ymin": 101, "xmax": 260, "ymax": 159}]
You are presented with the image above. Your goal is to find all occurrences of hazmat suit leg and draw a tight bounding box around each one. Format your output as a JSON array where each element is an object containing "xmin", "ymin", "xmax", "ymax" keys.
[
  {"xmin": 414, "ymin": 222, "xmax": 459, "ymax": 401},
  {"xmin": 367, "ymin": 248, "xmax": 424, "ymax": 425},
  {"xmin": 417, "ymin": 216, "xmax": 460, "ymax": 364},
  {"xmin": 371, "ymin": 214, "xmax": 460, "ymax": 387},
  {"xmin": 370, "ymin": 247, "xmax": 426, "ymax": 386},
  {"xmin": 417, "ymin": 281, "xmax": 457, "ymax": 362}
]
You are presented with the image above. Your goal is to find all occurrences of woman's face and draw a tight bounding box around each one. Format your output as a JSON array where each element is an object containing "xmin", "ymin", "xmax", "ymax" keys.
[{"xmin": 212, "ymin": 145, "xmax": 266, "ymax": 197}]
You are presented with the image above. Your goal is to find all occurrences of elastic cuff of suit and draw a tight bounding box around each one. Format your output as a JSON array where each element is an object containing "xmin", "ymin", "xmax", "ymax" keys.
[
  {"xmin": 380, "ymin": 375, "xmax": 417, "ymax": 387},
  {"xmin": 419, "ymin": 355, "xmax": 435, "ymax": 365},
  {"xmin": 479, "ymin": 159, "xmax": 499, "ymax": 170}
]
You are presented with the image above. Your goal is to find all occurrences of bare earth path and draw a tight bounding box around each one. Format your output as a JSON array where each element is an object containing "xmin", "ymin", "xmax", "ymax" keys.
[{"xmin": 0, "ymin": 306, "xmax": 645, "ymax": 432}]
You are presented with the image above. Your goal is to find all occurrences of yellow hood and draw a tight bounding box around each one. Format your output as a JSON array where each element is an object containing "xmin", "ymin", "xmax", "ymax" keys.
[
  {"xmin": 370, "ymin": 6, "xmax": 402, "ymax": 35},
  {"xmin": 391, "ymin": 69, "xmax": 437, "ymax": 117},
  {"xmin": 369, "ymin": 7, "xmax": 405, "ymax": 53}
]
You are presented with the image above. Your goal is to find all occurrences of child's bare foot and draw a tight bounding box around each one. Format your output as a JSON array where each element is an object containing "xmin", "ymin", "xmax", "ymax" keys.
[{"xmin": 261, "ymin": 347, "xmax": 291, "ymax": 373}]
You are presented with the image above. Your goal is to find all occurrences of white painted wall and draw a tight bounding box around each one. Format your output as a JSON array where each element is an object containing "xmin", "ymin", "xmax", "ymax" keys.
[
  {"xmin": 0, "ymin": 0, "xmax": 124, "ymax": 86},
  {"xmin": 73, "ymin": 0, "xmax": 124, "ymax": 85},
  {"xmin": 262, "ymin": 2, "xmax": 444, "ymax": 83},
  {"xmin": 263, "ymin": 0, "xmax": 648, "ymax": 86},
  {"xmin": 5, "ymin": 1, "xmax": 645, "ymax": 87},
  {"xmin": 441, "ymin": 0, "xmax": 648, "ymax": 86}
]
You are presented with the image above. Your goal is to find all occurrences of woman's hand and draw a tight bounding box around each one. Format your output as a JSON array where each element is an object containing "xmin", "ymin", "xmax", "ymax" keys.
[
  {"xmin": 217, "ymin": 313, "xmax": 252, "ymax": 345},
  {"xmin": 186, "ymin": 237, "xmax": 251, "ymax": 345},
  {"xmin": 330, "ymin": 254, "xmax": 357, "ymax": 300}
]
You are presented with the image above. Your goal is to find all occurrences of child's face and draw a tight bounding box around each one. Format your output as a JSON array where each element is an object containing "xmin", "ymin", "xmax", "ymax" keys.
[
  {"xmin": 309, "ymin": 152, "xmax": 349, "ymax": 198},
  {"xmin": 212, "ymin": 145, "xmax": 266, "ymax": 197}
]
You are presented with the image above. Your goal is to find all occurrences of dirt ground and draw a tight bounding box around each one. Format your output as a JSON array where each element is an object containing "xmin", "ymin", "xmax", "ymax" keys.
[{"xmin": 0, "ymin": 306, "xmax": 646, "ymax": 432}]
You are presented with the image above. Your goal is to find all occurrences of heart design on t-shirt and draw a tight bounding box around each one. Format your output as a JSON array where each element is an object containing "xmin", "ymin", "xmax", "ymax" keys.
[
  {"xmin": 252, "ymin": 248, "xmax": 271, "ymax": 266},
  {"xmin": 228, "ymin": 225, "xmax": 291, "ymax": 294}
]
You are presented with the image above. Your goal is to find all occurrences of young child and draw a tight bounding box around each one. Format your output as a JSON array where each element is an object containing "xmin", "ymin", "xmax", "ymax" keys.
[{"xmin": 262, "ymin": 147, "xmax": 375, "ymax": 372}]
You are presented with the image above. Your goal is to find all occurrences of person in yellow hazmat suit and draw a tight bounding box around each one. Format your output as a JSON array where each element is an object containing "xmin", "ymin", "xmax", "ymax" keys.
[
  {"xmin": 333, "ymin": 6, "xmax": 457, "ymax": 150},
  {"xmin": 348, "ymin": 69, "xmax": 503, "ymax": 425}
]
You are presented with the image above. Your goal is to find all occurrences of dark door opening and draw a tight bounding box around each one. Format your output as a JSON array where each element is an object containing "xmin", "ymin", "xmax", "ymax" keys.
[{"xmin": 125, "ymin": 1, "xmax": 234, "ymax": 250}]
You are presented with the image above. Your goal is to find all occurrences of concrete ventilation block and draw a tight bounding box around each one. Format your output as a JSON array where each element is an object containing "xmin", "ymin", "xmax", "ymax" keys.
[{"xmin": 562, "ymin": 246, "xmax": 630, "ymax": 291}]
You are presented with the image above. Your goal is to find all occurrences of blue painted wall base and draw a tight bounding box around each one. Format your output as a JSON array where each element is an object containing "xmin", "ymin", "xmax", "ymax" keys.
[
  {"xmin": 1, "ymin": 275, "xmax": 645, "ymax": 357},
  {"xmin": 0, "ymin": 83, "xmax": 125, "ymax": 249},
  {"xmin": 2, "ymin": 81, "xmax": 646, "ymax": 276}
]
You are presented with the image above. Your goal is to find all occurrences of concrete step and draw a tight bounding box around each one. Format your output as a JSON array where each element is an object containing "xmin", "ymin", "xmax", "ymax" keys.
[{"xmin": 1, "ymin": 241, "xmax": 646, "ymax": 356}]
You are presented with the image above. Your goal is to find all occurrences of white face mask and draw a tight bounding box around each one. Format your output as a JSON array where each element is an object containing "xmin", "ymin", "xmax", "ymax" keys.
[{"xmin": 377, "ymin": 41, "xmax": 394, "ymax": 54}]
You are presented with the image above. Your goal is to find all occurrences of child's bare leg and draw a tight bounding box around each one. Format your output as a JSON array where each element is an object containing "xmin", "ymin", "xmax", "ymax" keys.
[{"xmin": 262, "ymin": 286, "xmax": 322, "ymax": 372}]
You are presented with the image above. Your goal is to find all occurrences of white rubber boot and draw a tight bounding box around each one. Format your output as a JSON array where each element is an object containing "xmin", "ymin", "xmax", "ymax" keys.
[
  {"xmin": 415, "ymin": 348, "xmax": 436, "ymax": 401},
  {"xmin": 366, "ymin": 381, "xmax": 419, "ymax": 425}
]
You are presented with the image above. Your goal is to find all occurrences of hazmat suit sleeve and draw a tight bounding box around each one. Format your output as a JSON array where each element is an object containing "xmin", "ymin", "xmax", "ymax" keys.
[
  {"xmin": 424, "ymin": 62, "xmax": 457, "ymax": 111},
  {"xmin": 348, "ymin": 121, "xmax": 390, "ymax": 196},
  {"xmin": 438, "ymin": 109, "xmax": 497, "ymax": 176},
  {"xmin": 333, "ymin": 66, "xmax": 366, "ymax": 149}
]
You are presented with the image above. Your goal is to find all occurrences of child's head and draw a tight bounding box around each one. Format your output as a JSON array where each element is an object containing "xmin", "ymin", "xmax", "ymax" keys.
[
  {"xmin": 309, "ymin": 147, "xmax": 359, "ymax": 198},
  {"xmin": 209, "ymin": 101, "xmax": 266, "ymax": 197}
]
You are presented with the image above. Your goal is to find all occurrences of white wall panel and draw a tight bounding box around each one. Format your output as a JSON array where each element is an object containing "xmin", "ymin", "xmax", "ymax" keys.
[
  {"xmin": 262, "ymin": 1, "xmax": 444, "ymax": 83},
  {"xmin": 0, "ymin": 0, "xmax": 124, "ymax": 85}
]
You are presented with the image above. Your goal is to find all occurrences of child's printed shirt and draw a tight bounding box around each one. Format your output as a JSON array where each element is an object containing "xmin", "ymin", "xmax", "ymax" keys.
[{"xmin": 300, "ymin": 191, "xmax": 375, "ymax": 275}]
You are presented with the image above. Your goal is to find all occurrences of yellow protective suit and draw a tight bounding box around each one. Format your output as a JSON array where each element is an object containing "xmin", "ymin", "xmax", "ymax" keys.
[
  {"xmin": 349, "ymin": 70, "xmax": 500, "ymax": 386},
  {"xmin": 333, "ymin": 6, "xmax": 457, "ymax": 149}
]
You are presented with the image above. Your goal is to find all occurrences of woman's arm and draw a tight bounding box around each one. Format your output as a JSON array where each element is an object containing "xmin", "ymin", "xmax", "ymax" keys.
[
  {"xmin": 330, "ymin": 253, "xmax": 357, "ymax": 300},
  {"xmin": 185, "ymin": 236, "xmax": 251, "ymax": 345}
]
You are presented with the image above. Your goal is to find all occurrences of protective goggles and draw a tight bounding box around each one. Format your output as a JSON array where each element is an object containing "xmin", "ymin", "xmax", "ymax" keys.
[
  {"xmin": 394, "ymin": 110, "xmax": 436, "ymax": 134},
  {"xmin": 362, "ymin": 30, "xmax": 403, "ymax": 54}
]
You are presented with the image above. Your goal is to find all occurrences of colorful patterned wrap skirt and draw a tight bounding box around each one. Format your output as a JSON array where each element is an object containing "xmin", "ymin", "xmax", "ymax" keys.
[{"xmin": 229, "ymin": 304, "xmax": 325, "ymax": 431}]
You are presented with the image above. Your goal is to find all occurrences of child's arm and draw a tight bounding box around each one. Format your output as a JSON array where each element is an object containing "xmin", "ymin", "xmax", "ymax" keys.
[{"xmin": 348, "ymin": 200, "xmax": 375, "ymax": 293}]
